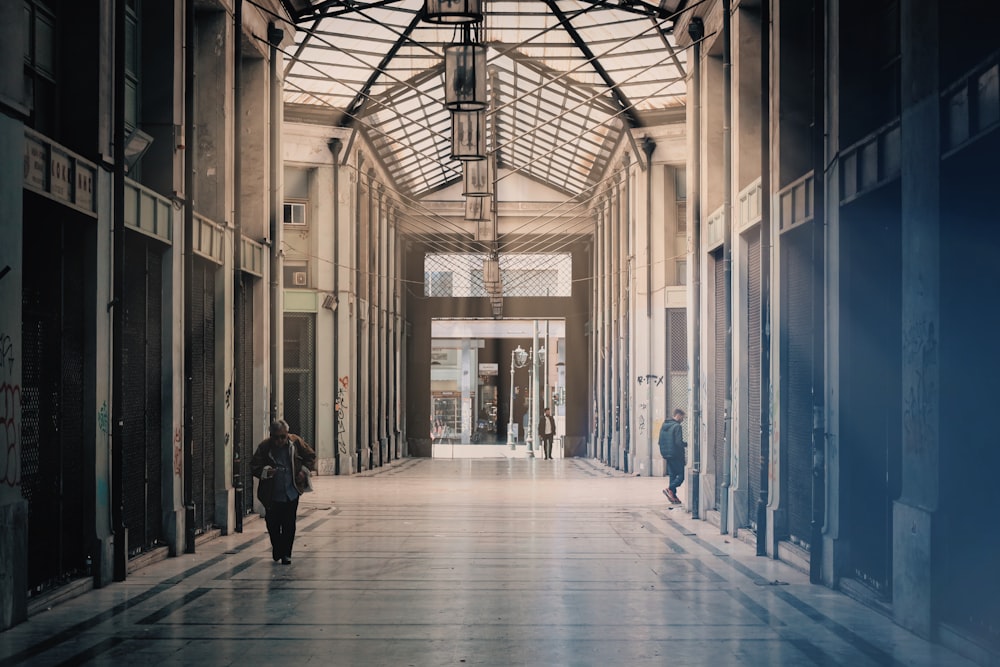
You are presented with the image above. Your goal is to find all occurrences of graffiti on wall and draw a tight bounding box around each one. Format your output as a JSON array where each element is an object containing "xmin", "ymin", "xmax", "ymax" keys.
[
  {"xmin": 636, "ymin": 374, "xmax": 663, "ymax": 386},
  {"xmin": 335, "ymin": 375, "xmax": 349, "ymax": 455},
  {"xmin": 637, "ymin": 403, "xmax": 647, "ymax": 435},
  {"xmin": 98, "ymin": 400, "xmax": 109, "ymax": 435},
  {"xmin": 173, "ymin": 426, "xmax": 183, "ymax": 476},
  {"xmin": 1, "ymin": 332, "xmax": 21, "ymax": 487}
]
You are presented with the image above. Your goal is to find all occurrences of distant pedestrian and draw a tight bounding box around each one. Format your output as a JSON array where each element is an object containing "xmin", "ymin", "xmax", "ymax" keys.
[
  {"xmin": 658, "ymin": 409, "xmax": 687, "ymax": 504},
  {"xmin": 251, "ymin": 419, "xmax": 316, "ymax": 564},
  {"xmin": 539, "ymin": 407, "xmax": 557, "ymax": 459}
]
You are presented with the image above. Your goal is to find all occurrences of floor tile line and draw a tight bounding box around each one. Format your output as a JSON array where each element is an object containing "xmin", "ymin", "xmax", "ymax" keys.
[
  {"xmin": 136, "ymin": 588, "xmax": 213, "ymax": 625},
  {"xmin": 52, "ymin": 636, "xmax": 127, "ymax": 667},
  {"xmin": 0, "ymin": 535, "xmax": 266, "ymax": 666}
]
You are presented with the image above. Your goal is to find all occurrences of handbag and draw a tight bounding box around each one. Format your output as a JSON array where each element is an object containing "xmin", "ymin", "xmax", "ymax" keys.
[{"xmin": 300, "ymin": 466, "xmax": 315, "ymax": 493}]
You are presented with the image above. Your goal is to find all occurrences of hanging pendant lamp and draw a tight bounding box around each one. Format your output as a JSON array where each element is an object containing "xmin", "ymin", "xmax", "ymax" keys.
[
  {"xmin": 463, "ymin": 155, "xmax": 493, "ymax": 197},
  {"xmin": 465, "ymin": 194, "xmax": 490, "ymax": 221},
  {"xmin": 423, "ymin": 0, "xmax": 483, "ymax": 24},
  {"xmin": 445, "ymin": 28, "xmax": 487, "ymax": 112},
  {"xmin": 451, "ymin": 110, "xmax": 487, "ymax": 161}
]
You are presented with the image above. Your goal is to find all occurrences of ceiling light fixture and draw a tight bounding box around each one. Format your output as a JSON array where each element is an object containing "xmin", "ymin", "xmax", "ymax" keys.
[
  {"xmin": 423, "ymin": 0, "xmax": 483, "ymax": 24},
  {"xmin": 450, "ymin": 110, "xmax": 487, "ymax": 160},
  {"xmin": 444, "ymin": 26, "xmax": 487, "ymax": 111},
  {"xmin": 462, "ymin": 155, "xmax": 493, "ymax": 197}
]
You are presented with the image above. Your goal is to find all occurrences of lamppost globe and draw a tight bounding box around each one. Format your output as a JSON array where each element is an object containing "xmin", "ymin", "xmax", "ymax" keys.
[{"xmin": 508, "ymin": 345, "xmax": 529, "ymax": 448}]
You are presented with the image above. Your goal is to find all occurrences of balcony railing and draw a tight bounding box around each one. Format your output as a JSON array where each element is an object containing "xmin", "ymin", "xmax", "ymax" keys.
[
  {"xmin": 194, "ymin": 213, "xmax": 225, "ymax": 265},
  {"xmin": 241, "ymin": 236, "xmax": 264, "ymax": 277},
  {"xmin": 738, "ymin": 177, "xmax": 762, "ymax": 231},
  {"xmin": 840, "ymin": 120, "xmax": 901, "ymax": 205},
  {"xmin": 705, "ymin": 205, "xmax": 724, "ymax": 249},
  {"xmin": 778, "ymin": 171, "xmax": 814, "ymax": 233},
  {"xmin": 23, "ymin": 128, "xmax": 98, "ymax": 217},
  {"xmin": 942, "ymin": 49, "xmax": 1000, "ymax": 157},
  {"xmin": 124, "ymin": 179, "xmax": 173, "ymax": 244}
]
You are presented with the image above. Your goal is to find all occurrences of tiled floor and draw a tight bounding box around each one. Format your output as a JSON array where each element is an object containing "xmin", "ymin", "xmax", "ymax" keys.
[{"xmin": 0, "ymin": 458, "xmax": 980, "ymax": 666}]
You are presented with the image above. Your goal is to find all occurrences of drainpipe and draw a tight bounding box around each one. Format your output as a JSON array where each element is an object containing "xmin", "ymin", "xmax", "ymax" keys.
[
  {"xmin": 530, "ymin": 319, "xmax": 539, "ymax": 458},
  {"xmin": 756, "ymin": 1, "xmax": 771, "ymax": 556},
  {"xmin": 643, "ymin": 136, "xmax": 655, "ymax": 476},
  {"xmin": 111, "ymin": 0, "xmax": 127, "ymax": 580},
  {"xmin": 233, "ymin": 0, "xmax": 244, "ymax": 531},
  {"xmin": 623, "ymin": 156, "xmax": 632, "ymax": 474},
  {"xmin": 688, "ymin": 17, "xmax": 704, "ymax": 519},
  {"xmin": 720, "ymin": 0, "xmax": 733, "ymax": 535},
  {"xmin": 809, "ymin": 0, "xmax": 827, "ymax": 585},
  {"xmin": 355, "ymin": 156, "xmax": 364, "ymax": 472},
  {"xmin": 268, "ymin": 22, "xmax": 283, "ymax": 424},
  {"xmin": 183, "ymin": 0, "xmax": 197, "ymax": 554},
  {"xmin": 328, "ymin": 138, "xmax": 342, "ymax": 475}
]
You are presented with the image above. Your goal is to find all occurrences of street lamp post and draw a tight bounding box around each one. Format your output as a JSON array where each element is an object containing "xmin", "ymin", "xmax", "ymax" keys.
[
  {"xmin": 507, "ymin": 345, "xmax": 528, "ymax": 448},
  {"xmin": 526, "ymin": 320, "xmax": 545, "ymax": 458}
]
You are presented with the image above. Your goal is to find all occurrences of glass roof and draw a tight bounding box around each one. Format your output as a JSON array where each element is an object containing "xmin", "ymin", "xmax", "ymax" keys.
[{"xmin": 281, "ymin": 0, "xmax": 687, "ymax": 199}]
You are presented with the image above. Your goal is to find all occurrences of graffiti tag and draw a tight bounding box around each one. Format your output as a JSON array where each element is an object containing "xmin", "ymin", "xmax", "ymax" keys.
[
  {"xmin": 335, "ymin": 377, "xmax": 349, "ymax": 455},
  {"xmin": 98, "ymin": 400, "xmax": 109, "ymax": 435},
  {"xmin": 0, "ymin": 332, "xmax": 20, "ymax": 486}
]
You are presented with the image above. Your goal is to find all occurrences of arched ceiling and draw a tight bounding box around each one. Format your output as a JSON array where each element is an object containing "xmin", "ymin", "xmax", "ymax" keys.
[{"xmin": 278, "ymin": 1, "xmax": 689, "ymax": 200}]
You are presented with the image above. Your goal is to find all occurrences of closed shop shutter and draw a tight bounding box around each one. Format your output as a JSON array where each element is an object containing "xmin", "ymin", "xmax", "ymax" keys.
[
  {"xmin": 712, "ymin": 250, "xmax": 726, "ymax": 509},
  {"xmin": 122, "ymin": 234, "xmax": 164, "ymax": 555},
  {"xmin": 940, "ymin": 152, "xmax": 999, "ymax": 650},
  {"xmin": 21, "ymin": 214, "xmax": 88, "ymax": 593},
  {"xmin": 667, "ymin": 308, "xmax": 688, "ymax": 434},
  {"xmin": 841, "ymin": 199, "xmax": 900, "ymax": 597},
  {"xmin": 237, "ymin": 278, "xmax": 256, "ymax": 516},
  {"xmin": 190, "ymin": 258, "xmax": 217, "ymax": 531},
  {"xmin": 284, "ymin": 313, "xmax": 316, "ymax": 450},
  {"xmin": 783, "ymin": 227, "xmax": 813, "ymax": 547},
  {"xmin": 746, "ymin": 230, "xmax": 761, "ymax": 531}
]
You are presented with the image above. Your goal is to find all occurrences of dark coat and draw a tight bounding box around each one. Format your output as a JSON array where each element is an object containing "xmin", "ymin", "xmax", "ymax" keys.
[
  {"xmin": 657, "ymin": 418, "xmax": 686, "ymax": 461},
  {"xmin": 250, "ymin": 434, "xmax": 317, "ymax": 507}
]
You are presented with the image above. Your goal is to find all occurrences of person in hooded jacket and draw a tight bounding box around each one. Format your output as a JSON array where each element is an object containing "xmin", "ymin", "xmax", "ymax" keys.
[
  {"xmin": 658, "ymin": 409, "xmax": 687, "ymax": 504},
  {"xmin": 251, "ymin": 419, "xmax": 317, "ymax": 564}
]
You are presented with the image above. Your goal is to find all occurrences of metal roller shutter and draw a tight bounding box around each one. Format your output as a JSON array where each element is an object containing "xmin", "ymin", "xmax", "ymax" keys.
[
  {"xmin": 21, "ymin": 217, "xmax": 87, "ymax": 593},
  {"xmin": 190, "ymin": 258, "xmax": 217, "ymax": 531},
  {"xmin": 237, "ymin": 278, "xmax": 255, "ymax": 516},
  {"xmin": 712, "ymin": 251, "xmax": 726, "ymax": 509},
  {"xmin": 122, "ymin": 235, "xmax": 165, "ymax": 555},
  {"xmin": 667, "ymin": 308, "xmax": 688, "ymax": 430},
  {"xmin": 784, "ymin": 229, "xmax": 813, "ymax": 547},
  {"xmin": 842, "ymin": 204, "xmax": 900, "ymax": 597},
  {"xmin": 940, "ymin": 144, "xmax": 1000, "ymax": 651},
  {"xmin": 284, "ymin": 313, "xmax": 316, "ymax": 450},
  {"xmin": 747, "ymin": 231, "xmax": 762, "ymax": 530}
]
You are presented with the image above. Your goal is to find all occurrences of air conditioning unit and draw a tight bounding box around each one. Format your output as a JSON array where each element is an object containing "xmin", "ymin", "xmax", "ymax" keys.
[{"xmin": 292, "ymin": 271, "xmax": 307, "ymax": 286}]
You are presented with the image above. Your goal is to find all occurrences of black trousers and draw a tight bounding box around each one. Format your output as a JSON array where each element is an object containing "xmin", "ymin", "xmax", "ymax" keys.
[
  {"xmin": 665, "ymin": 456, "xmax": 685, "ymax": 492},
  {"xmin": 264, "ymin": 498, "xmax": 300, "ymax": 559},
  {"xmin": 541, "ymin": 434, "xmax": 554, "ymax": 459}
]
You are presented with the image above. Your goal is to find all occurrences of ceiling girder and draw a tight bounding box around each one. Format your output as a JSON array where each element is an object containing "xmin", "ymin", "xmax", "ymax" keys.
[
  {"xmin": 339, "ymin": 10, "xmax": 424, "ymax": 127},
  {"xmin": 541, "ymin": 0, "xmax": 641, "ymax": 128}
]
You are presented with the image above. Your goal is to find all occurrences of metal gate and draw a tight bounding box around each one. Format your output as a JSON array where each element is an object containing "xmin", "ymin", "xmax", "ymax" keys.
[
  {"xmin": 122, "ymin": 234, "xmax": 164, "ymax": 556},
  {"xmin": 841, "ymin": 201, "xmax": 900, "ymax": 596},
  {"xmin": 782, "ymin": 226, "xmax": 813, "ymax": 548},
  {"xmin": 190, "ymin": 258, "xmax": 217, "ymax": 532},
  {"xmin": 939, "ymin": 141, "xmax": 1000, "ymax": 651},
  {"xmin": 283, "ymin": 313, "xmax": 315, "ymax": 448},
  {"xmin": 746, "ymin": 231, "xmax": 762, "ymax": 531},
  {"xmin": 21, "ymin": 214, "xmax": 87, "ymax": 593},
  {"xmin": 711, "ymin": 250, "xmax": 726, "ymax": 509},
  {"xmin": 666, "ymin": 308, "xmax": 688, "ymax": 431},
  {"xmin": 236, "ymin": 277, "xmax": 256, "ymax": 518}
]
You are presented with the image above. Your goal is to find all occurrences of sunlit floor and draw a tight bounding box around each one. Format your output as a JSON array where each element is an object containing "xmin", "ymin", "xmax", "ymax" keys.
[{"xmin": 0, "ymin": 458, "xmax": 977, "ymax": 666}]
